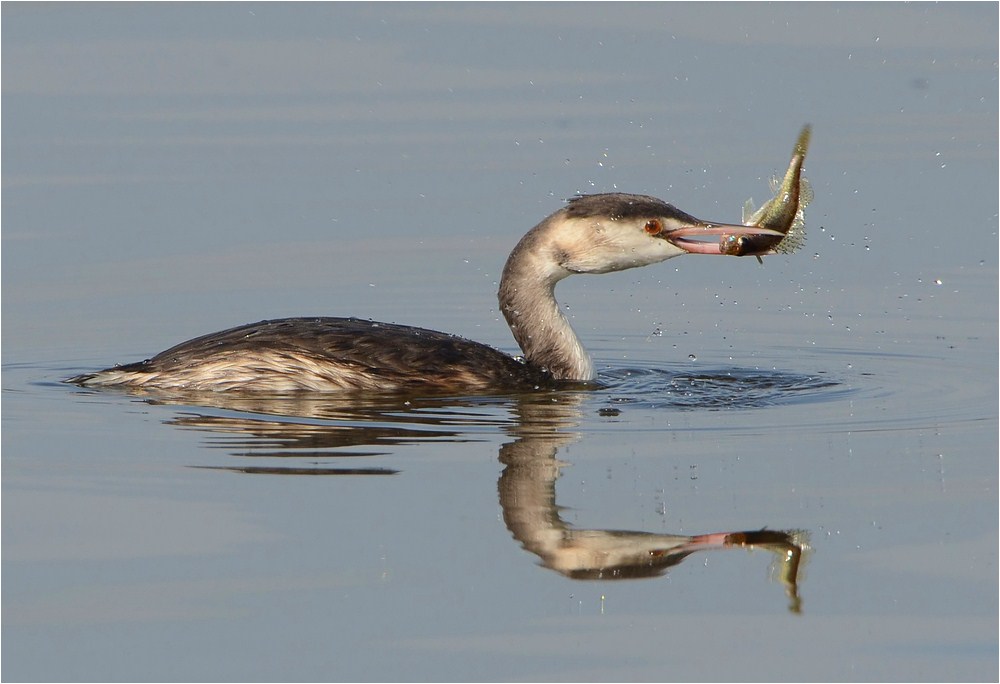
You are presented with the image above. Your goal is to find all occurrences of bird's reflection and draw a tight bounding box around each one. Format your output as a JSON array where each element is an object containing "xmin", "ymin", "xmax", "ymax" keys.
[
  {"xmin": 499, "ymin": 394, "xmax": 808, "ymax": 612},
  {"xmin": 135, "ymin": 388, "xmax": 809, "ymax": 611}
]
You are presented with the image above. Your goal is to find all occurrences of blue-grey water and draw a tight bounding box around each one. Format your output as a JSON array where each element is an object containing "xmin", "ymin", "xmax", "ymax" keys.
[{"xmin": 3, "ymin": 3, "xmax": 997, "ymax": 681}]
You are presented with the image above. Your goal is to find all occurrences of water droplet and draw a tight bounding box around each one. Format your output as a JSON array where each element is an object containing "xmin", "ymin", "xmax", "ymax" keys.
[{"xmin": 688, "ymin": 353, "xmax": 697, "ymax": 361}]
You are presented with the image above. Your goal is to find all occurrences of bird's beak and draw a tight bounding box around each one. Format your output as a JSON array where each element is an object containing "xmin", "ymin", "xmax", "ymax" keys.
[{"xmin": 666, "ymin": 220, "xmax": 784, "ymax": 255}]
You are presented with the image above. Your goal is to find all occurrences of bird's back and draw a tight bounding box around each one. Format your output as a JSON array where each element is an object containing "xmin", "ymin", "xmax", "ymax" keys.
[{"xmin": 68, "ymin": 317, "xmax": 555, "ymax": 393}]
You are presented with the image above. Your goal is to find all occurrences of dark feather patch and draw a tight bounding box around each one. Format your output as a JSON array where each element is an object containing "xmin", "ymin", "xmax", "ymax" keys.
[{"xmin": 565, "ymin": 193, "xmax": 698, "ymax": 223}]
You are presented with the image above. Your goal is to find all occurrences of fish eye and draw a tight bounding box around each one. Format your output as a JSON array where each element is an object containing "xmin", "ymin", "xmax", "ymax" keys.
[{"xmin": 644, "ymin": 219, "xmax": 662, "ymax": 235}]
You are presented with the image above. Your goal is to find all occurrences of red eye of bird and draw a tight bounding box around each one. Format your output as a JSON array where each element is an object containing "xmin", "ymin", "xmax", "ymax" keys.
[{"xmin": 644, "ymin": 219, "xmax": 662, "ymax": 235}]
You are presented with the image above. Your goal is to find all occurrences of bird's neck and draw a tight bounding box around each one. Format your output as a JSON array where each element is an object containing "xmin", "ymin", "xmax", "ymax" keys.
[{"xmin": 498, "ymin": 227, "xmax": 595, "ymax": 382}]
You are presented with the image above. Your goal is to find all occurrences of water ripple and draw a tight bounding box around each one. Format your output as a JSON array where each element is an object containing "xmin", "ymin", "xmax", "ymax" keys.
[{"xmin": 598, "ymin": 366, "xmax": 849, "ymax": 411}]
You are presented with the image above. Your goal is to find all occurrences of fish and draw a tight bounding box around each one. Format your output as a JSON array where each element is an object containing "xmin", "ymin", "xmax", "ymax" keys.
[{"xmin": 721, "ymin": 124, "xmax": 813, "ymax": 263}]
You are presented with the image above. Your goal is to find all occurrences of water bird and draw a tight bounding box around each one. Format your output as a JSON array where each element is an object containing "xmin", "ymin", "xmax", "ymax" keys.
[{"xmin": 67, "ymin": 194, "xmax": 787, "ymax": 393}]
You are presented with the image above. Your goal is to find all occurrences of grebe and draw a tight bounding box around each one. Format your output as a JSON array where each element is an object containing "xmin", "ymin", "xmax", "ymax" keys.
[{"xmin": 67, "ymin": 193, "xmax": 785, "ymax": 393}]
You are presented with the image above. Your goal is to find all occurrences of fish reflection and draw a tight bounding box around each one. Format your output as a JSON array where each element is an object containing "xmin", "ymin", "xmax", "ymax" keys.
[{"xmin": 112, "ymin": 389, "xmax": 810, "ymax": 610}]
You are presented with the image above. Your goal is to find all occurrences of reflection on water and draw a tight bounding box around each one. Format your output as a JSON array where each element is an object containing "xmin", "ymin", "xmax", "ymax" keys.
[
  {"xmin": 498, "ymin": 395, "xmax": 809, "ymax": 613},
  {"xmin": 82, "ymin": 371, "xmax": 821, "ymax": 612}
]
